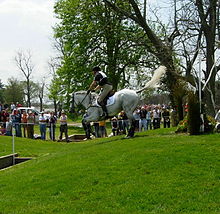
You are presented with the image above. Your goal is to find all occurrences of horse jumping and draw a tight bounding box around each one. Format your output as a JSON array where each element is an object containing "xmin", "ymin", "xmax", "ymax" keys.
[{"xmin": 71, "ymin": 66, "xmax": 167, "ymax": 137}]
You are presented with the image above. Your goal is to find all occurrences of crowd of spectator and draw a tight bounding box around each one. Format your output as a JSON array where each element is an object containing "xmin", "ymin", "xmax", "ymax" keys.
[
  {"xmin": 88, "ymin": 103, "xmax": 174, "ymax": 139},
  {"xmin": 0, "ymin": 102, "xmax": 176, "ymax": 141},
  {"xmin": 109, "ymin": 104, "xmax": 174, "ymax": 137},
  {"xmin": 91, "ymin": 120, "xmax": 108, "ymax": 138},
  {"xmin": 0, "ymin": 103, "xmax": 69, "ymax": 142}
]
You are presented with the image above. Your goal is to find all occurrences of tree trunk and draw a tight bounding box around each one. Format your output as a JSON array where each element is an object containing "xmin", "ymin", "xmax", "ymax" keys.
[
  {"xmin": 54, "ymin": 99, "xmax": 58, "ymax": 115},
  {"xmin": 196, "ymin": 0, "xmax": 218, "ymax": 116},
  {"xmin": 40, "ymin": 98, "xmax": 43, "ymax": 112},
  {"xmin": 104, "ymin": 0, "xmax": 187, "ymax": 121}
]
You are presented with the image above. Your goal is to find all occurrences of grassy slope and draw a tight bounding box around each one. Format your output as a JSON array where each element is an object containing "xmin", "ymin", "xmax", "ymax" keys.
[{"xmin": 0, "ymin": 128, "xmax": 219, "ymax": 214}]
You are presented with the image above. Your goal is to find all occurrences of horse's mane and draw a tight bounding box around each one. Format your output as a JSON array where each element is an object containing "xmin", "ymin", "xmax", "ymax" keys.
[
  {"xmin": 75, "ymin": 91, "xmax": 98, "ymax": 99},
  {"xmin": 75, "ymin": 90, "xmax": 87, "ymax": 94}
]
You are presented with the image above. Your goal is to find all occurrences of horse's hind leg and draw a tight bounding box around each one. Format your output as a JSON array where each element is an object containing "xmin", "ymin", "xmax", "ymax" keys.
[
  {"xmin": 125, "ymin": 112, "xmax": 136, "ymax": 137},
  {"xmin": 122, "ymin": 94, "xmax": 139, "ymax": 137}
]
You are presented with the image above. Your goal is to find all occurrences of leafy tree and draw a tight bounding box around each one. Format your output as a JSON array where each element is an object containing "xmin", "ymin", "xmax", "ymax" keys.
[
  {"xmin": 0, "ymin": 79, "xmax": 5, "ymax": 103},
  {"xmin": 48, "ymin": 57, "xmax": 63, "ymax": 113},
  {"xmin": 4, "ymin": 78, "xmax": 25, "ymax": 105},
  {"xmin": 53, "ymin": 0, "xmax": 157, "ymax": 107},
  {"xmin": 19, "ymin": 80, "xmax": 40, "ymax": 106},
  {"xmin": 48, "ymin": 77, "xmax": 64, "ymax": 113}
]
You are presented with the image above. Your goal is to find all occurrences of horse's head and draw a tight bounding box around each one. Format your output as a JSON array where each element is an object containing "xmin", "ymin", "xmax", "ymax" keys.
[
  {"xmin": 74, "ymin": 91, "xmax": 87, "ymax": 106},
  {"xmin": 70, "ymin": 91, "xmax": 97, "ymax": 113},
  {"xmin": 70, "ymin": 91, "xmax": 87, "ymax": 113}
]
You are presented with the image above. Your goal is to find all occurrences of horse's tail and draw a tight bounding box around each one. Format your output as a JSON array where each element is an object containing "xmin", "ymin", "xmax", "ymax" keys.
[{"xmin": 136, "ymin": 66, "xmax": 167, "ymax": 93}]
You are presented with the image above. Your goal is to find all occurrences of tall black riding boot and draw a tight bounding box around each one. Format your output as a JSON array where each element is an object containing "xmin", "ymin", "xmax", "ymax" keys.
[{"xmin": 99, "ymin": 102, "xmax": 108, "ymax": 118}]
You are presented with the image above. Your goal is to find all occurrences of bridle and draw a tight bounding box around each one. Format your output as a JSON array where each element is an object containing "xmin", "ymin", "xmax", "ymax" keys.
[{"xmin": 71, "ymin": 92, "xmax": 94, "ymax": 113}]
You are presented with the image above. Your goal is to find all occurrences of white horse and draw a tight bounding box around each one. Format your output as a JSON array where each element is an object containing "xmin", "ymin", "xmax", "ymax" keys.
[{"xmin": 71, "ymin": 66, "xmax": 167, "ymax": 137}]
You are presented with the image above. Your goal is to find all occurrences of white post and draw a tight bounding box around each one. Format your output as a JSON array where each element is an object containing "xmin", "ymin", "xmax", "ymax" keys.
[
  {"xmin": 199, "ymin": 51, "xmax": 204, "ymax": 132},
  {"xmin": 51, "ymin": 123, "xmax": 54, "ymax": 141},
  {"xmin": 199, "ymin": 53, "xmax": 202, "ymax": 113},
  {"xmin": 12, "ymin": 126, "xmax": 15, "ymax": 165}
]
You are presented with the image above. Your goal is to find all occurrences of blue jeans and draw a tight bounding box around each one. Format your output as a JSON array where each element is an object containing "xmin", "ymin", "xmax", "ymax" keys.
[
  {"xmin": 40, "ymin": 124, "xmax": 46, "ymax": 140},
  {"xmin": 15, "ymin": 123, "xmax": 22, "ymax": 137},
  {"xmin": 123, "ymin": 120, "xmax": 130, "ymax": 134},
  {"xmin": 146, "ymin": 119, "xmax": 152, "ymax": 130},
  {"xmin": 49, "ymin": 124, "xmax": 56, "ymax": 141},
  {"xmin": 93, "ymin": 123, "xmax": 100, "ymax": 138},
  {"xmin": 139, "ymin": 119, "xmax": 147, "ymax": 132}
]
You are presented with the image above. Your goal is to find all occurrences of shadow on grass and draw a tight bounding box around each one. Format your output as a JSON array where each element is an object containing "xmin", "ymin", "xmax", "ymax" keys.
[
  {"xmin": 132, "ymin": 134, "xmax": 149, "ymax": 138},
  {"xmin": 83, "ymin": 128, "xmax": 176, "ymax": 147},
  {"xmin": 95, "ymin": 134, "xmax": 149, "ymax": 145},
  {"xmin": 95, "ymin": 137, "xmax": 125, "ymax": 145}
]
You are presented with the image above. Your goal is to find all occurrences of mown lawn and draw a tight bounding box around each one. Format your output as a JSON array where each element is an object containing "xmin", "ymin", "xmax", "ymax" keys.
[
  {"xmin": 2, "ymin": 121, "xmax": 112, "ymax": 145},
  {"xmin": 0, "ymin": 128, "xmax": 219, "ymax": 214}
]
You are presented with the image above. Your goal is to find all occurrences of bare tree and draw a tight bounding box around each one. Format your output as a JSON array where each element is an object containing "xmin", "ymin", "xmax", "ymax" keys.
[
  {"xmin": 104, "ymin": 0, "xmax": 220, "ymax": 116},
  {"xmin": 48, "ymin": 57, "xmax": 61, "ymax": 114},
  {"xmin": 35, "ymin": 79, "xmax": 46, "ymax": 112},
  {"xmin": 167, "ymin": 0, "xmax": 220, "ymax": 114},
  {"xmin": 14, "ymin": 50, "xmax": 34, "ymax": 107},
  {"xmin": 103, "ymin": 0, "xmax": 187, "ymax": 120}
]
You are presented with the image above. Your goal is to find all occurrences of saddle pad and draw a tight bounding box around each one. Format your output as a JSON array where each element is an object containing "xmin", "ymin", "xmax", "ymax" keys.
[{"xmin": 95, "ymin": 95, "xmax": 115, "ymax": 107}]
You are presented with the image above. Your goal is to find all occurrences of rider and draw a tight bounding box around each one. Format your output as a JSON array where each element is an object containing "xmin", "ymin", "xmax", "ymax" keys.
[{"xmin": 87, "ymin": 66, "xmax": 113, "ymax": 118}]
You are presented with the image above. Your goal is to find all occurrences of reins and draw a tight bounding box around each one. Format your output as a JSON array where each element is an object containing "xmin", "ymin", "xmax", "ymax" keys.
[
  {"xmin": 79, "ymin": 93, "xmax": 90, "ymax": 106},
  {"xmin": 73, "ymin": 92, "xmax": 94, "ymax": 111}
]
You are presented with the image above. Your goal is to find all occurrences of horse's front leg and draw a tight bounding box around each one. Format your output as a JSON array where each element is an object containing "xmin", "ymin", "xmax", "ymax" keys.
[
  {"xmin": 82, "ymin": 114, "xmax": 93, "ymax": 139},
  {"xmin": 82, "ymin": 119, "xmax": 91, "ymax": 139},
  {"xmin": 127, "ymin": 119, "xmax": 136, "ymax": 137}
]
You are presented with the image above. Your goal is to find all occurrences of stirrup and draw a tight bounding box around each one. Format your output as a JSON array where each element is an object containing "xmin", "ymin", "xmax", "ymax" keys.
[{"xmin": 100, "ymin": 112, "xmax": 108, "ymax": 118}]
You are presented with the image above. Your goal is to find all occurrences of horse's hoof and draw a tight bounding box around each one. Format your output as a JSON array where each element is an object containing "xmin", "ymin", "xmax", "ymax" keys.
[{"xmin": 124, "ymin": 135, "xmax": 133, "ymax": 139}]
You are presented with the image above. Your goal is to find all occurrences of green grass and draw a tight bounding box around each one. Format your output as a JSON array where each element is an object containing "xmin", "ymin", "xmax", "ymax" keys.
[
  {"xmin": 17, "ymin": 120, "xmax": 112, "ymax": 141},
  {"xmin": 20, "ymin": 123, "xmax": 85, "ymax": 142},
  {"xmin": 0, "ymin": 128, "xmax": 219, "ymax": 214}
]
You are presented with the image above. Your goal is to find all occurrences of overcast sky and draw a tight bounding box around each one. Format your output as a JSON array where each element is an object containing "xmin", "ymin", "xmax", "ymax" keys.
[
  {"xmin": 0, "ymin": 0, "xmax": 57, "ymax": 85},
  {"xmin": 0, "ymin": 0, "xmax": 166, "ymax": 85}
]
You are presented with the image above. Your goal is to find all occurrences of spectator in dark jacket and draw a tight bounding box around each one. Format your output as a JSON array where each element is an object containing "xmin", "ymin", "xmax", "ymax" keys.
[{"xmin": 49, "ymin": 111, "xmax": 57, "ymax": 141}]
